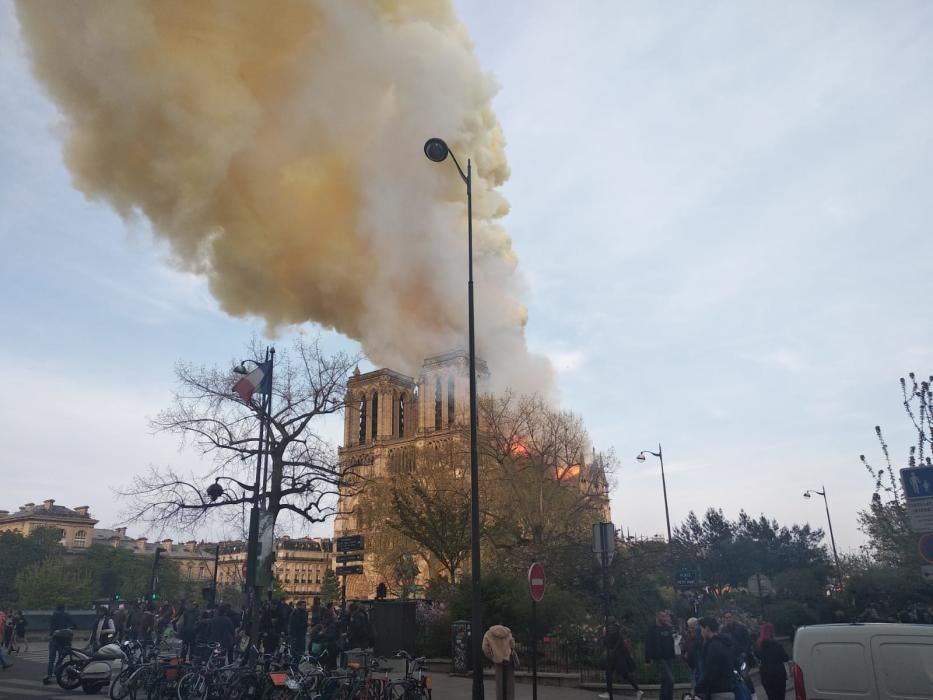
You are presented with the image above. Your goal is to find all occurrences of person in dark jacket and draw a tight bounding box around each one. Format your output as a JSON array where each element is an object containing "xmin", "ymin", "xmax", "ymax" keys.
[
  {"xmin": 722, "ymin": 612, "xmax": 751, "ymax": 666},
  {"xmin": 644, "ymin": 610, "xmax": 675, "ymax": 700},
  {"xmin": 209, "ymin": 605, "xmax": 236, "ymax": 663},
  {"xmin": 598, "ymin": 617, "xmax": 643, "ymax": 699},
  {"xmin": 756, "ymin": 623, "xmax": 789, "ymax": 700},
  {"xmin": 695, "ymin": 617, "xmax": 735, "ymax": 700},
  {"xmin": 288, "ymin": 601, "xmax": 309, "ymax": 661},
  {"xmin": 43, "ymin": 603, "xmax": 76, "ymax": 684},
  {"xmin": 347, "ymin": 603, "xmax": 374, "ymax": 650}
]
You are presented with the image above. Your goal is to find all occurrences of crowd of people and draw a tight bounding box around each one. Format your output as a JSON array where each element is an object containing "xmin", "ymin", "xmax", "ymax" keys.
[
  {"xmin": 32, "ymin": 596, "xmax": 374, "ymax": 686},
  {"xmin": 596, "ymin": 609, "xmax": 791, "ymax": 700}
]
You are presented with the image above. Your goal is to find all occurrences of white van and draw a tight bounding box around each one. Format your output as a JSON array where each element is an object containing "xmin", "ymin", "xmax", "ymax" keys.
[{"xmin": 792, "ymin": 623, "xmax": 933, "ymax": 700}]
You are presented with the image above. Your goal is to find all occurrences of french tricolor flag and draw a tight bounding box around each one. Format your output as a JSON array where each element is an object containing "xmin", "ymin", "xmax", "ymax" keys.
[{"xmin": 232, "ymin": 361, "xmax": 272, "ymax": 403}]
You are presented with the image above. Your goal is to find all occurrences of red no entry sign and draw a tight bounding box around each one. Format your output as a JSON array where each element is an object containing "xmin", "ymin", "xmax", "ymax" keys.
[
  {"xmin": 919, "ymin": 533, "xmax": 933, "ymax": 564},
  {"xmin": 528, "ymin": 562, "xmax": 545, "ymax": 602}
]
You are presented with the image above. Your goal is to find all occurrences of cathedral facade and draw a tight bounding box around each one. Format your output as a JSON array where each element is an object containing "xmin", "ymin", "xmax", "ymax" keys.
[{"xmin": 334, "ymin": 350, "xmax": 610, "ymax": 600}]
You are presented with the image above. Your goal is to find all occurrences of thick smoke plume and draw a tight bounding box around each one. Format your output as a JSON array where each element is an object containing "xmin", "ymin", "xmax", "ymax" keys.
[{"xmin": 15, "ymin": 0, "xmax": 552, "ymax": 393}]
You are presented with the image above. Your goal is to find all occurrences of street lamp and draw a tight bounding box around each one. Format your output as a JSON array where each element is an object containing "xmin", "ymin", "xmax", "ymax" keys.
[
  {"xmin": 231, "ymin": 350, "xmax": 274, "ymax": 647},
  {"xmin": 424, "ymin": 137, "xmax": 483, "ymax": 700},
  {"xmin": 804, "ymin": 486, "xmax": 842, "ymax": 580},
  {"xmin": 636, "ymin": 444, "xmax": 672, "ymax": 543}
]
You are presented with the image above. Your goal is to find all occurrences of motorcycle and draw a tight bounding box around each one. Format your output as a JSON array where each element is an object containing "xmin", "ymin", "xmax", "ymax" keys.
[{"xmin": 55, "ymin": 632, "xmax": 128, "ymax": 694}]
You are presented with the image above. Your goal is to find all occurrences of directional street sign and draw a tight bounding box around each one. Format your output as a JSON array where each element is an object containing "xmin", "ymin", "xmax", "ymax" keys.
[
  {"xmin": 335, "ymin": 565, "xmax": 364, "ymax": 576},
  {"xmin": 592, "ymin": 522, "xmax": 616, "ymax": 566},
  {"xmin": 919, "ymin": 533, "xmax": 933, "ymax": 564},
  {"xmin": 901, "ymin": 467, "xmax": 933, "ymax": 533},
  {"xmin": 336, "ymin": 553, "xmax": 365, "ymax": 564},
  {"xmin": 336, "ymin": 535, "xmax": 364, "ymax": 552},
  {"xmin": 676, "ymin": 568, "xmax": 699, "ymax": 589}
]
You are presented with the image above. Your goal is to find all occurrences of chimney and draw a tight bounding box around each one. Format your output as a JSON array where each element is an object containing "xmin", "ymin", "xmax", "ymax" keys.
[
  {"xmin": 184, "ymin": 541, "xmax": 196, "ymax": 552},
  {"xmin": 110, "ymin": 536, "xmax": 120, "ymax": 548},
  {"xmin": 22, "ymin": 503, "xmax": 34, "ymax": 510},
  {"xmin": 134, "ymin": 537, "xmax": 148, "ymax": 551},
  {"xmin": 115, "ymin": 527, "xmax": 127, "ymax": 538},
  {"xmin": 161, "ymin": 538, "xmax": 173, "ymax": 552},
  {"xmin": 43, "ymin": 499, "xmax": 55, "ymax": 510},
  {"xmin": 74, "ymin": 506, "xmax": 90, "ymax": 517}
]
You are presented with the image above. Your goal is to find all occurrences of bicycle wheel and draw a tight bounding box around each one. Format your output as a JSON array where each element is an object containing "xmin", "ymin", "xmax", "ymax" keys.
[
  {"xmin": 227, "ymin": 673, "xmax": 261, "ymax": 699},
  {"xmin": 176, "ymin": 671, "xmax": 209, "ymax": 700},
  {"xmin": 126, "ymin": 666, "xmax": 155, "ymax": 700}
]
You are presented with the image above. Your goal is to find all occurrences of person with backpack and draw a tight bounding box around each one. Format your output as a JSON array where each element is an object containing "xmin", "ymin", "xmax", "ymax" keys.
[
  {"xmin": 598, "ymin": 616, "xmax": 643, "ymax": 699},
  {"xmin": 43, "ymin": 603, "xmax": 76, "ymax": 684}
]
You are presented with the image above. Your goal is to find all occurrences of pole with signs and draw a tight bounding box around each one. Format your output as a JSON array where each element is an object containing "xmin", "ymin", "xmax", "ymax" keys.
[
  {"xmin": 592, "ymin": 523, "xmax": 615, "ymax": 700},
  {"xmin": 528, "ymin": 563, "xmax": 545, "ymax": 700}
]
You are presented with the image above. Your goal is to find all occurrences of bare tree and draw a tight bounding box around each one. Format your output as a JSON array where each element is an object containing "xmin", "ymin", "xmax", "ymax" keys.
[
  {"xmin": 859, "ymin": 373, "xmax": 933, "ymax": 566},
  {"xmin": 479, "ymin": 392, "xmax": 615, "ymax": 572},
  {"xmin": 121, "ymin": 337, "xmax": 359, "ymax": 535}
]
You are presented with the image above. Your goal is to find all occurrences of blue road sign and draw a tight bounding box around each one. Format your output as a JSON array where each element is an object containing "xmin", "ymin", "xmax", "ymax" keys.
[
  {"xmin": 901, "ymin": 467, "xmax": 933, "ymax": 500},
  {"xmin": 919, "ymin": 534, "xmax": 933, "ymax": 564}
]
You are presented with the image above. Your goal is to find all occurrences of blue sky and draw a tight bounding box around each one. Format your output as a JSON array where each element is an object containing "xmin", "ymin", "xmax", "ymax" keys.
[{"xmin": 2, "ymin": 1, "xmax": 932, "ymax": 552}]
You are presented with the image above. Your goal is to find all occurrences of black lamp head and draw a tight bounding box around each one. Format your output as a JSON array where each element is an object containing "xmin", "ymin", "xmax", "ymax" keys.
[
  {"xmin": 424, "ymin": 137, "xmax": 449, "ymax": 163},
  {"xmin": 206, "ymin": 482, "xmax": 224, "ymax": 502}
]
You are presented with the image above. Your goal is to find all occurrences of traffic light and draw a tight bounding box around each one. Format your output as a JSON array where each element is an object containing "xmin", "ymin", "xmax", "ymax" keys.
[
  {"xmin": 114, "ymin": 593, "xmax": 121, "ymax": 601},
  {"xmin": 151, "ymin": 591, "xmax": 158, "ymax": 601}
]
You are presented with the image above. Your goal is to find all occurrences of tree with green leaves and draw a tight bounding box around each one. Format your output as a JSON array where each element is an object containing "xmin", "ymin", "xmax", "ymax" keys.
[
  {"xmin": 674, "ymin": 508, "xmax": 829, "ymax": 591},
  {"xmin": 14, "ymin": 558, "xmax": 95, "ymax": 608},
  {"xmin": 0, "ymin": 528, "xmax": 62, "ymax": 606},
  {"xmin": 320, "ymin": 569, "xmax": 341, "ymax": 604}
]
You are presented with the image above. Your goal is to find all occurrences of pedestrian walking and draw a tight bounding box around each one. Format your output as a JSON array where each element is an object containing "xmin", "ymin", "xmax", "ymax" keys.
[
  {"xmin": 178, "ymin": 601, "xmax": 201, "ymax": 661},
  {"xmin": 347, "ymin": 602, "xmax": 374, "ymax": 651},
  {"xmin": 481, "ymin": 624, "xmax": 516, "ymax": 700},
  {"xmin": 0, "ymin": 611, "xmax": 11, "ymax": 670},
  {"xmin": 695, "ymin": 617, "xmax": 735, "ymax": 700},
  {"xmin": 13, "ymin": 611, "xmax": 28, "ymax": 653},
  {"xmin": 756, "ymin": 623, "xmax": 789, "ymax": 700},
  {"xmin": 210, "ymin": 604, "xmax": 237, "ymax": 663},
  {"xmin": 598, "ymin": 616, "xmax": 643, "ymax": 699},
  {"xmin": 43, "ymin": 603, "xmax": 76, "ymax": 685},
  {"xmin": 289, "ymin": 600, "xmax": 309, "ymax": 661},
  {"xmin": 645, "ymin": 609, "xmax": 676, "ymax": 700},
  {"xmin": 2, "ymin": 609, "xmax": 13, "ymax": 653},
  {"xmin": 680, "ymin": 617, "xmax": 703, "ymax": 695}
]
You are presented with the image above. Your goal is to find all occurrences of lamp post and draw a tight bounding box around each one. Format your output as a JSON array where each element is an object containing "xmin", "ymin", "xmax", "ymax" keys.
[
  {"xmin": 229, "ymin": 348, "xmax": 274, "ymax": 647},
  {"xmin": 424, "ymin": 137, "xmax": 483, "ymax": 700},
  {"xmin": 637, "ymin": 444, "xmax": 672, "ymax": 543},
  {"xmin": 804, "ymin": 486, "xmax": 842, "ymax": 583}
]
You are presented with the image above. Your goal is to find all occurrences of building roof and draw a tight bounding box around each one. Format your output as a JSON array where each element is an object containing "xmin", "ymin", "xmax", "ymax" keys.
[{"xmin": 0, "ymin": 501, "xmax": 97, "ymax": 526}]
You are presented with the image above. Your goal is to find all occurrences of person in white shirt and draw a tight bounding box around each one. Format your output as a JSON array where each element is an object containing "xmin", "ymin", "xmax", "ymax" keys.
[{"xmin": 90, "ymin": 607, "xmax": 116, "ymax": 651}]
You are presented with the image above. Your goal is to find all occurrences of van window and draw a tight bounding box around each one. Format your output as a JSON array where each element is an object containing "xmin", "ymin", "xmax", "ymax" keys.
[
  {"xmin": 812, "ymin": 642, "xmax": 872, "ymax": 697},
  {"xmin": 873, "ymin": 637, "xmax": 933, "ymax": 699}
]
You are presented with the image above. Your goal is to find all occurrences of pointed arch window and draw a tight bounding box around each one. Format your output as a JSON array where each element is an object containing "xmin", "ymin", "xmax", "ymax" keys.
[
  {"xmin": 398, "ymin": 392, "xmax": 406, "ymax": 438},
  {"xmin": 448, "ymin": 376, "xmax": 455, "ymax": 426},
  {"xmin": 435, "ymin": 376, "xmax": 442, "ymax": 429},
  {"xmin": 358, "ymin": 396, "xmax": 367, "ymax": 444},
  {"xmin": 371, "ymin": 392, "xmax": 379, "ymax": 439}
]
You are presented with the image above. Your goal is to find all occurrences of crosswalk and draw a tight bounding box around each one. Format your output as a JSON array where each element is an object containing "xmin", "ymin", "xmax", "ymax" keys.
[
  {"xmin": 4, "ymin": 649, "xmax": 48, "ymax": 664},
  {"xmin": 0, "ymin": 677, "xmax": 82, "ymax": 699}
]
